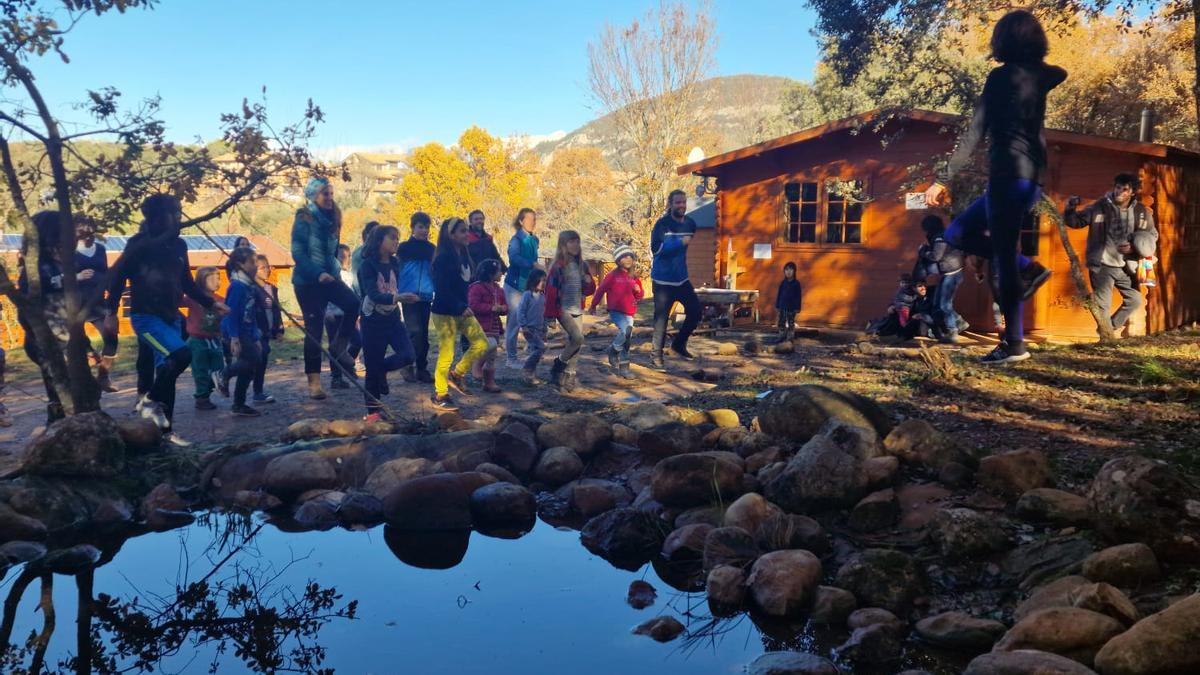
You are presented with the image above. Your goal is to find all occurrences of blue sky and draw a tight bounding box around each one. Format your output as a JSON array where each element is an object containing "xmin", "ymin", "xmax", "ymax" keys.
[{"xmin": 29, "ymin": 0, "xmax": 821, "ymax": 157}]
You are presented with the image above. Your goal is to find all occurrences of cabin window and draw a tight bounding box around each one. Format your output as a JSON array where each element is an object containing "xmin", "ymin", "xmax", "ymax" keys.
[
  {"xmin": 825, "ymin": 181, "xmax": 864, "ymax": 244},
  {"xmin": 1020, "ymin": 213, "xmax": 1040, "ymax": 257},
  {"xmin": 783, "ymin": 182, "xmax": 818, "ymax": 243}
]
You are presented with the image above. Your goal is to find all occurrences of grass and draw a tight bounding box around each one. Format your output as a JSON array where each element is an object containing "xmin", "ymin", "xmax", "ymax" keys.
[{"xmin": 1133, "ymin": 357, "xmax": 1182, "ymax": 385}]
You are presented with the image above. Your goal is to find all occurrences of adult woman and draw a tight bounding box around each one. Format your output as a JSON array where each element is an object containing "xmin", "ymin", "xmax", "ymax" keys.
[
  {"xmin": 430, "ymin": 217, "xmax": 490, "ymax": 410},
  {"xmin": 544, "ymin": 230, "xmax": 595, "ymax": 392},
  {"xmin": 925, "ymin": 9, "xmax": 1065, "ymax": 365},
  {"xmin": 503, "ymin": 207, "xmax": 539, "ymax": 368},
  {"xmin": 290, "ymin": 176, "xmax": 359, "ymax": 399}
]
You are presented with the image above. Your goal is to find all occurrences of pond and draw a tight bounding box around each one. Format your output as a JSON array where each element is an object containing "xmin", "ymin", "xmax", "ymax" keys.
[{"xmin": 3, "ymin": 514, "xmax": 963, "ymax": 674}]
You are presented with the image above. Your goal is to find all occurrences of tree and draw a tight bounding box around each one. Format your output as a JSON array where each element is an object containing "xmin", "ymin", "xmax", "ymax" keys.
[
  {"xmin": 539, "ymin": 146, "xmax": 624, "ymax": 250},
  {"xmin": 390, "ymin": 142, "xmax": 475, "ymax": 238},
  {"xmin": 0, "ymin": 1, "xmax": 325, "ymax": 418},
  {"xmin": 586, "ymin": 0, "xmax": 718, "ymax": 250}
]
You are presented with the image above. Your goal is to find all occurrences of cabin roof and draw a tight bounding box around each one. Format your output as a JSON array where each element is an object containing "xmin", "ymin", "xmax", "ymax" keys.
[{"xmin": 676, "ymin": 108, "xmax": 1200, "ymax": 177}]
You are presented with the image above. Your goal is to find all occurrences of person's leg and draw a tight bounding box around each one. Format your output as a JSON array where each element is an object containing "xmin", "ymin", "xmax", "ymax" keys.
[
  {"xmin": 1087, "ymin": 266, "xmax": 1116, "ymax": 333},
  {"xmin": 431, "ymin": 314, "xmax": 457, "ymax": 398},
  {"xmin": 383, "ymin": 314, "xmax": 416, "ymax": 372},
  {"xmin": 455, "ymin": 316, "xmax": 490, "ymax": 377},
  {"xmin": 504, "ymin": 284, "xmax": 524, "ymax": 361},
  {"xmin": 522, "ymin": 328, "xmax": 545, "ymax": 374},
  {"xmin": 944, "ymin": 194, "xmax": 992, "ymax": 259},
  {"xmin": 1109, "ymin": 269, "xmax": 1143, "ymax": 332},
  {"xmin": 135, "ymin": 315, "xmax": 191, "ymax": 427},
  {"xmin": 936, "ymin": 272, "xmax": 965, "ymax": 335},
  {"xmin": 325, "ymin": 312, "xmax": 341, "ymax": 381},
  {"xmin": 986, "ymin": 180, "xmax": 1041, "ymax": 350},
  {"xmin": 188, "ymin": 337, "xmax": 214, "ymax": 399},
  {"xmin": 294, "ymin": 284, "xmax": 328, "ymax": 375},
  {"xmin": 610, "ymin": 312, "xmax": 632, "ymax": 350},
  {"xmin": 136, "ymin": 340, "xmax": 155, "ymax": 397},
  {"xmin": 672, "ymin": 281, "xmax": 701, "ymax": 352},
  {"xmin": 650, "ymin": 282, "xmax": 673, "ymax": 358},
  {"xmin": 253, "ymin": 337, "xmax": 270, "ymax": 395},
  {"xmin": 361, "ymin": 315, "xmax": 386, "ymax": 414},
  {"xmin": 557, "ymin": 313, "xmax": 585, "ymax": 374},
  {"xmin": 329, "ymin": 281, "xmax": 360, "ymax": 368},
  {"xmin": 231, "ymin": 341, "xmax": 259, "ymax": 409},
  {"xmin": 405, "ymin": 301, "xmax": 432, "ymax": 376}
]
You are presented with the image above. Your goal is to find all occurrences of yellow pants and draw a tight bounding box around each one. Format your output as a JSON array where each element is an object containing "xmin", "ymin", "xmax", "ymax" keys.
[{"xmin": 431, "ymin": 313, "xmax": 490, "ymax": 397}]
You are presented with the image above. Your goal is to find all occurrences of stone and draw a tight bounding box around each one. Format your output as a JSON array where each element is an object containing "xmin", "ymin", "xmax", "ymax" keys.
[
  {"xmin": 864, "ymin": 456, "xmax": 901, "ymax": 487},
  {"xmin": 232, "ymin": 490, "xmax": 283, "ymax": 511},
  {"xmin": 747, "ymin": 549, "xmax": 822, "ymax": 618},
  {"xmin": 638, "ymin": 422, "xmax": 704, "ymax": 458},
  {"xmin": 1081, "ymin": 543, "xmax": 1160, "ymax": 587},
  {"xmin": 632, "ymin": 615, "xmax": 685, "ymax": 642},
  {"xmin": 38, "ymin": 544, "xmax": 101, "ymax": 574},
  {"xmin": 474, "ymin": 462, "xmax": 520, "ymax": 485},
  {"xmin": 935, "ymin": 508, "xmax": 1013, "ymax": 559},
  {"xmin": 328, "ymin": 419, "xmax": 366, "ymax": 437},
  {"xmin": 703, "ymin": 526, "xmax": 759, "ymax": 572},
  {"xmin": 756, "ymin": 513, "xmax": 828, "ymax": 554},
  {"xmin": 145, "ymin": 509, "xmax": 195, "ymax": 531},
  {"xmin": 1001, "ymin": 536, "xmax": 1096, "ymax": 591},
  {"xmin": 627, "ymin": 579, "xmax": 657, "ymax": 609},
  {"xmin": 470, "ymin": 483, "xmax": 536, "ymax": 532},
  {"xmin": 939, "ymin": 461, "xmax": 975, "ymax": 488},
  {"xmin": 849, "ymin": 489, "xmax": 898, "ymax": 532},
  {"xmin": 651, "ymin": 452, "xmax": 743, "ymax": 508},
  {"xmin": 1015, "ymin": 576, "xmax": 1091, "ymax": 622},
  {"xmin": 139, "ymin": 483, "xmax": 186, "ymax": 520},
  {"xmin": 293, "ymin": 498, "xmax": 339, "ymax": 530},
  {"xmin": 757, "ymin": 384, "xmax": 892, "ymax": 443},
  {"xmin": 1017, "ymin": 488, "xmax": 1090, "ymax": 526},
  {"xmin": 116, "ymin": 417, "xmax": 162, "ymax": 452},
  {"xmin": 611, "ymin": 423, "xmax": 639, "ymax": 446},
  {"xmin": 434, "ymin": 411, "xmax": 462, "ymax": 430},
  {"xmin": 1093, "ymin": 593, "xmax": 1200, "ymax": 675},
  {"xmin": 494, "ymin": 423, "xmax": 539, "ymax": 474},
  {"xmin": 993, "ymin": 608, "xmax": 1124, "ymax": 667},
  {"xmin": 336, "ymin": 491, "xmax": 384, "ymax": 525},
  {"xmin": 561, "ymin": 478, "xmax": 631, "ymax": 518},
  {"xmin": 723, "ymin": 493, "xmax": 781, "ymax": 535},
  {"xmin": 533, "ymin": 447, "xmax": 584, "ymax": 487},
  {"xmin": 977, "ymin": 449, "xmax": 1053, "ymax": 499},
  {"xmin": 675, "ymin": 505, "xmax": 725, "ymax": 529},
  {"xmin": 0, "ymin": 541, "xmax": 47, "ymax": 565},
  {"xmin": 382, "ymin": 472, "xmax": 496, "ymax": 530},
  {"xmin": 1087, "ymin": 455, "xmax": 1200, "ymax": 562},
  {"xmin": 537, "ymin": 413, "xmax": 612, "ymax": 458},
  {"xmin": 23, "ymin": 411, "xmax": 126, "ymax": 478},
  {"xmin": 914, "ymin": 611, "xmax": 1007, "ymax": 652},
  {"xmin": 746, "ymin": 651, "xmax": 839, "ymax": 675},
  {"xmin": 715, "ymin": 342, "xmax": 739, "ymax": 356},
  {"xmin": 834, "ymin": 549, "xmax": 927, "ymax": 614},
  {"xmin": 883, "ymin": 418, "xmax": 974, "ymax": 470},
  {"xmin": 363, "ymin": 458, "xmax": 439, "ymax": 499},
  {"xmin": 733, "ymin": 432, "xmax": 775, "ymax": 458},
  {"xmin": 773, "ymin": 340, "xmax": 795, "ymax": 354},
  {"xmin": 837, "ymin": 624, "xmax": 902, "ymax": 665},
  {"xmin": 809, "ymin": 586, "xmax": 857, "ymax": 625},
  {"xmin": 964, "ymin": 650, "xmax": 1099, "ymax": 675},
  {"xmin": 745, "ymin": 448, "xmax": 783, "ymax": 475},
  {"xmin": 1068, "ymin": 582, "xmax": 1139, "ymax": 626},
  {"xmin": 848, "ymin": 607, "xmax": 905, "ymax": 635},
  {"xmin": 283, "ymin": 418, "xmax": 331, "ymax": 441},
  {"xmin": 615, "ymin": 403, "xmax": 679, "ymax": 431},
  {"xmin": 496, "ymin": 411, "xmax": 546, "ymax": 433},
  {"xmin": 662, "ymin": 523, "xmax": 714, "ymax": 563},
  {"xmin": 0, "ymin": 504, "xmax": 47, "ymax": 541},
  {"xmin": 580, "ymin": 507, "xmax": 667, "ymax": 571},
  {"xmin": 688, "ymin": 409, "xmax": 740, "ymax": 428},
  {"xmin": 263, "ymin": 451, "xmax": 338, "ymax": 499},
  {"xmin": 706, "ymin": 565, "xmax": 746, "ymax": 613},
  {"xmin": 763, "ymin": 432, "xmax": 870, "ymax": 512}
]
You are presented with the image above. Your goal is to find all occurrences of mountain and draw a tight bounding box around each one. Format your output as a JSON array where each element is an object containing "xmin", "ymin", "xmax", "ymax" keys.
[{"xmin": 533, "ymin": 74, "xmax": 798, "ymax": 163}]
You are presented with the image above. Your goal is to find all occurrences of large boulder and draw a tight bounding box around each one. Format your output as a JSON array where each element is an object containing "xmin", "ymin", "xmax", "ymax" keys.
[
  {"xmin": 706, "ymin": 565, "xmax": 746, "ymax": 613},
  {"xmin": 382, "ymin": 472, "xmax": 495, "ymax": 530},
  {"xmin": 1015, "ymin": 576, "xmax": 1091, "ymax": 622},
  {"xmin": 1087, "ymin": 455, "xmax": 1200, "ymax": 563},
  {"xmin": 756, "ymin": 513, "xmax": 828, "ymax": 554},
  {"xmin": 558, "ymin": 478, "xmax": 632, "ymax": 518},
  {"xmin": 363, "ymin": 458, "xmax": 439, "ymax": 499},
  {"xmin": 747, "ymin": 651, "xmax": 839, "ymax": 675},
  {"xmin": 993, "ymin": 608, "xmax": 1124, "ymax": 668},
  {"xmin": 116, "ymin": 417, "xmax": 162, "ymax": 453},
  {"xmin": 763, "ymin": 431, "xmax": 871, "ymax": 512},
  {"xmin": 615, "ymin": 403, "xmax": 679, "ymax": 431},
  {"xmin": 638, "ymin": 422, "xmax": 704, "ymax": 458},
  {"xmin": 747, "ymin": 549, "xmax": 823, "ymax": 617},
  {"xmin": 470, "ymin": 482, "xmax": 535, "ymax": 532},
  {"xmin": 883, "ymin": 418, "xmax": 974, "ymax": 469},
  {"xmin": 1068, "ymin": 582, "xmax": 1140, "ymax": 627},
  {"xmin": 834, "ymin": 549, "xmax": 927, "ymax": 614},
  {"xmin": 536, "ymin": 414, "xmax": 612, "ymax": 458},
  {"xmin": 964, "ymin": 650, "xmax": 1099, "ymax": 675},
  {"xmin": 1080, "ymin": 543, "xmax": 1160, "ymax": 587},
  {"xmin": 977, "ymin": 449, "xmax": 1053, "ymax": 499},
  {"xmin": 0, "ymin": 504, "xmax": 47, "ymax": 541},
  {"xmin": 848, "ymin": 607, "xmax": 906, "ymax": 636},
  {"xmin": 533, "ymin": 447, "xmax": 584, "ymax": 487},
  {"xmin": 493, "ymin": 423, "xmax": 539, "ymax": 474},
  {"xmin": 723, "ymin": 493, "xmax": 781, "ymax": 535},
  {"xmin": 263, "ymin": 451, "xmax": 339, "ymax": 500},
  {"xmin": 662, "ymin": 523, "xmax": 713, "ymax": 563},
  {"xmin": 914, "ymin": 611, "xmax": 1007, "ymax": 653},
  {"xmin": 934, "ymin": 508, "xmax": 1013, "ymax": 559},
  {"xmin": 757, "ymin": 384, "xmax": 891, "ymax": 442},
  {"xmin": 23, "ymin": 411, "xmax": 126, "ymax": 478},
  {"xmin": 689, "ymin": 409, "xmax": 740, "ymax": 428},
  {"xmin": 580, "ymin": 507, "xmax": 666, "ymax": 571},
  {"xmin": 849, "ymin": 489, "xmax": 899, "ymax": 532},
  {"xmin": 703, "ymin": 526, "xmax": 759, "ymax": 572},
  {"xmin": 1094, "ymin": 593, "xmax": 1200, "ymax": 675},
  {"xmin": 809, "ymin": 586, "xmax": 857, "ymax": 625},
  {"xmin": 651, "ymin": 453, "xmax": 743, "ymax": 508},
  {"xmin": 336, "ymin": 491, "xmax": 383, "ymax": 525},
  {"xmin": 836, "ymin": 624, "xmax": 902, "ymax": 666},
  {"xmin": 1016, "ymin": 489, "xmax": 1091, "ymax": 527}
]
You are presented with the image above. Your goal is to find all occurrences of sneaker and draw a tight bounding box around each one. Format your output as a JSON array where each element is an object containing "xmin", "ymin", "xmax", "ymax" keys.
[
  {"xmin": 430, "ymin": 394, "xmax": 458, "ymax": 411},
  {"xmin": 522, "ymin": 370, "xmax": 542, "ymax": 385},
  {"xmin": 417, "ymin": 370, "xmax": 434, "ymax": 384},
  {"xmin": 133, "ymin": 394, "xmax": 149, "ymax": 414},
  {"xmin": 1020, "ymin": 262, "xmax": 1052, "ymax": 301},
  {"xmin": 162, "ymin": 432, "xmax": 192, "ymax": 448},
  {"xmin": 938, "ymin": 331, "xmax": 960, "ymax": 344},
  {"xmin": 216, "ymin": 373, "xmax": 230, "ymax": 398},
  {"xmin": 194, "ymin": 397, "xmax": 217, "ymax": 411},
  {"xmin": 231, "ymin": 403, "xmax": 262, "ymax": 417},
  {"xmin": 252, "ymin": 392, "xmax": 276, "ymax": 404},
  {"xmin": 979, "ymin": 344, "xmax": 1031, "ymax": 366},
  {"xmin": 139, "ymin": 400, "xmax": 170, "ymax": 430},
  {"xmin": 506, "ymin": 357, "xmax": 523, "ymax": 370},
  {"xmin": 447, "ymin": 369, "xmax": 472, "ymax": 396},
  {"xmin": 617, "ymin": 363, "xmax": 635, "ymax": 380},
  {"xmin": 670, "ymin": 344, "xmax": 696, "ymax": 361},
  {"xmin": 650, "ymin": 355, "xmax": 667, "ymax": 372},
  {"xmin": 364, "ymin": 412, "xmax": 386, "ymax": 424}
]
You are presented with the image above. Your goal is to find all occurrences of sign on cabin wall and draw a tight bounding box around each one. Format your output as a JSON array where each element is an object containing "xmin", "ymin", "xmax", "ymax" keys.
[
  {"xmin": 905, "ymin": 193, "xmax": 928, "ymax": 210},
  {"xmin": 753, "ymin": 243, "xmax": 772, "ymax": 260}
]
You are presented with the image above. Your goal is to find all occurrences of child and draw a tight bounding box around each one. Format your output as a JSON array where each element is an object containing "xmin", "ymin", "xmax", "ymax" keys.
[
  {"xmin": 357, "ymin": 225, "xmax": 416, "ymax": 420},
  {"xmin": 544, "ymin": 230, "xmax": 595, "ymax": 392},
  {"xmin": 902, "ymin": 280, "xmax": 936, "ymax": 339},
  {"xmin": 865, "ymin": 274, "xmax": 916, "ymax": 337},
  {"xmin": 775, "ymin": 261, "xmax": 802, "ymax": 342},
  {"xmin": 397, "ymin": 212, "xmax": 435, "ymax": 383},
  {"xmin": 588, "ymin": 244, "xmax": 643, "ymax": 379},
  {"xmin": 75, "ymin": 222, "xmax": 119, "ymax": 392},
  {"xmin": 184, "ymin": 267, "xmax": 226, "ymax": 410},
  {"xmin": 430, "ymin": 217, "xmax": 490, "ymax": 410},
  {"xmin": 326, "ymin": 243, "xmax": 362, "ymax": 389},
  {"xmin": 253, "ymin": 254, "xmax": 283, "ymax": 404},
  {"xmin": 516, "ymin": 269, "xmax": 548, "ymax": 384},
  {"xmin": 467, "ymin": 259, "xmax": 507, "ymax": 393},
  {"xmin": 220, "ymin": 247, "xmax": 264, "ymax": 417}
]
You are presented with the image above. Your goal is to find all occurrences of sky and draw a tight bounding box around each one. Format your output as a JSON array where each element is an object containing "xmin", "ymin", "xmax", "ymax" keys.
[{"xmin": 27, "ymin": 0, "xmax": 822, "ymax": 159}]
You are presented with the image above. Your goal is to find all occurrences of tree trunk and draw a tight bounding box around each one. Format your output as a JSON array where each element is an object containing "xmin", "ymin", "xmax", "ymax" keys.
[
  {"xmin": 1193, "ymin": 0, "xmax": 1200, "ymax": 146},
  {"xmin": 76, "ymin": 570, "xmax": 94, "ymax": 675},
  {"xmin": 1044, "ymin": 199, "xmax": 1116, "ymax": 342}
]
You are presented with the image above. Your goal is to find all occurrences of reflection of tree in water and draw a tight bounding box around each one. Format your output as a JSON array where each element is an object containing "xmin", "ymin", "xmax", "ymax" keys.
[{"xmin": 0, "ymin": 513, "xmax": 358, "ymax": 674}]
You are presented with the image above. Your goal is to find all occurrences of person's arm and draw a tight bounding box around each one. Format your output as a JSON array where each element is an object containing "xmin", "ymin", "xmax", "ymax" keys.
[
  {"xmin": 928, "ymin": 239, "xmax": 948, "ymax": 263},
  {"xmin": 467, "ymin": 283, "xmax": 492, "ymax": 316},
  {"xmin": 180, "ymin": 263, "xmax": 214, "ymax": 309},
  {"xmin": 632, "ymin": 277, "xmax": 644, "ymax": 302},
  {"xmin": 1064, "ymin": 197, "xmax": 1099, "ymax": 229},
  {"xmin": 775, "ymin": 281, "xmax": 784, "ymax": 310},
  {"xmin": 357, "ymin": 259, "xmax": 396, "ymax": 306},
  {"xmin": 105, "ymin": 251, "xmax": 133, "ymax": 313},
  {"xmin": 1142, "ymin": 208, "xmax": 1159, "ymax": 246},
  {"xmin": 507, "ymin": 235, "xmax": 533, "ymax": 270},
  {"xmin": 938, "ymin": 77, "xmax": 991, "ymax": 185},
  {"xmin": 495, "ymin": 286, "xmax": 508, "ymax": 315},
  {"xmin": 290, "ymin": 211, "xmax": 323, "ymax": 282},
  {"xmin": 220, "ymin": 283, "xmax": 245, "ymax": 339},
  {"xmin": 650, "ymin": 221, "xmax": 687, "ymax": 259},
  {"xmin": 589, "ymin": 271, "xmax": 613, "ymax": 312}
]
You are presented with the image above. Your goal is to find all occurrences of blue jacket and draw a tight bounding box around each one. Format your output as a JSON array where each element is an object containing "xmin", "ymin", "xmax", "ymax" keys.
[
  {"xmin": 504, "ymin": 230, "xmax": 539, "ymax": 290},
  {"xmin": 397, "ymin": 238, "xmax": 435, "ymax": 302},
  {"xmin": 221, "ymin": 275, "xmax": 262, "ymax": 342},
  {"xmin": 290, "ymin": 205, "xmax": 341, "ymax": 286},
  {"xmin": 649, "ymin": 213, "xmax": 696, "ymax": 285}
]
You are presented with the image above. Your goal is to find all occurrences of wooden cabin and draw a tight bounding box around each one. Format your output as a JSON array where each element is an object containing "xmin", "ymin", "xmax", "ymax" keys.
[
  {"xmin": 0, "ymin": 233, "xmax": 292, "ymax": 350},
  {"xmin": 676, "ymin": 109, "xmax": 1200, "ymax": 340}
]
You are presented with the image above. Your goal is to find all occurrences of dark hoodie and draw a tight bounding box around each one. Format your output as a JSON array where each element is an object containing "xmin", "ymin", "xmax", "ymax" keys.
[
  {"xmin": 107, "ymin": 229, "xmax": 211, "ymax": 321},
  {"xmin": 467, "ymin": 230, "xmax": 505, "ymax": 276}
]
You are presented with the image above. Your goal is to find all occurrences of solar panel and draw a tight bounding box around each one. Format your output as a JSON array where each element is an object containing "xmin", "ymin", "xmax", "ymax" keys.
[{"xmin": 0, "ymin": 233, "xmax": 256, "ymax": 253}]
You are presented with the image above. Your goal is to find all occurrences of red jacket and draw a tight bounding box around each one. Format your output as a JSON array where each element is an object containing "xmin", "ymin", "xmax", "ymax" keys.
[
  {"xmin": 467, "ymin": 280, "xmax": 507, "ymax": 337},
  {"xmin": 544, "ymin": 260, "xmax": 595, "ymax": 320},
  {"xmin": 588, "ymin": 268, "xmax": 644, "ymax": 316}
]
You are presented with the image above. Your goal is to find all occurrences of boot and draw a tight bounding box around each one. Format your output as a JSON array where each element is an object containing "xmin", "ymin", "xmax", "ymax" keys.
[
  {"xmin": 549, "ymin": 358, "xmax": 566, "ymax": 387},
  {"xmin": 606, "ymin": 345, "xmax": 620, "ymax": 370},
  {"xmin": 560, "ymin": 370, "xmax": 578, "ymax": 393},
  {"xmin": 96, "ymin": 355, "xmax": 118, "ymax": 393},
  {"xmin": 786, "ymin": 327, "xmax": 795, "ymax": 342},
  {"xmin": 617, "ymin": 327, "xmax": 634, "ymax": 380},
  {"xmin": 307, "ymin": 373, "xmax": 327, "ymax": 400},
  {"xmin": 776, "ymin": 328, "xmax": 788, "ymax": 343},
  {"xmin": 329, "ymin": 335, "xmax": 356, "ymax": 373}
]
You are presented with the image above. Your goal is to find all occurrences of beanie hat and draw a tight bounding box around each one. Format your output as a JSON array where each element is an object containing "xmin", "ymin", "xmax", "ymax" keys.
[{"xmin": 612, "ymin": 244, "xmax": 636, "ymax": 264}]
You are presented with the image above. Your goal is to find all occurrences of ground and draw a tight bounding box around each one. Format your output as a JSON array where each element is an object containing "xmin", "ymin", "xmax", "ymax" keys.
[{"xmin": 3, "ymin": 314, "xmax": 1199, "ymax": 495}]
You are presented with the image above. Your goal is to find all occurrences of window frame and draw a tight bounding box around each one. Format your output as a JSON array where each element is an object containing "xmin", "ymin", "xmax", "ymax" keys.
[{"xmin": 778, "ymin": 175, "xmax": 869, "ymax": 248}]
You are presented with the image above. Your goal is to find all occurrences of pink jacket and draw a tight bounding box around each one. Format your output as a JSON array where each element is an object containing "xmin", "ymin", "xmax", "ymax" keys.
[
  {"xmin": 589, "ymin": 268, "xmax": 644, "ymax": 316},
  {"xmin": 468, "ymin": 281, "xmax": 507, "ymax": 337}
]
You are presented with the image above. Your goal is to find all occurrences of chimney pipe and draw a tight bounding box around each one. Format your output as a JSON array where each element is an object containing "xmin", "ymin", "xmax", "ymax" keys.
[{"xmin": 1139, "ymin": 107, "xmax": 1155, "ymax": 143}]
